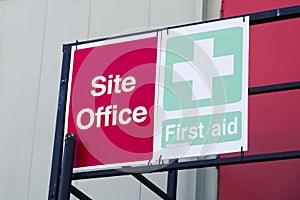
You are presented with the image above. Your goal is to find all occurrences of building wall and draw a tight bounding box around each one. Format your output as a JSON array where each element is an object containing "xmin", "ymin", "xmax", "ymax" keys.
[
  {"xmin": 219, "ymin": 1, "xmax": 300, "ymax": 200},
  {"xmin": 0, "ymin": 0, "xmax": 221, "ymax": 199}
]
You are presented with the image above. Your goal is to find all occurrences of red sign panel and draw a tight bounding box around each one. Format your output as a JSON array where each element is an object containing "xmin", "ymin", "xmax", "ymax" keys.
[{"xmin": 66, "ymin": 37, "xmax": 158, "ymax": 169}]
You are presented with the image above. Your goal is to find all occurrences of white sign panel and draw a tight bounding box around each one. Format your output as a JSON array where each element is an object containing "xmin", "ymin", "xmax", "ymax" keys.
[{"xmin": 153, "ymin": 17, "xmax": 249, "ymax": 162}]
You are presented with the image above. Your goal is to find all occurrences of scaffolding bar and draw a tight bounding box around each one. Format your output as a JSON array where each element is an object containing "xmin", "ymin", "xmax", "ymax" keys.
[
  {"xmin": 249, "ymin": 81, "xmax": 300, "ymax": 95},
  {"xmin": 48, "ymin": 44, "xmax": 72, "ymax": 200},
  {"xmin": 73, "ymin": 150, "xmax": 300, "ymax": 180},
  {"xmin": 132, "ymin": 174, "xmax": 171, "ymax": 200},
  {"xmin": 58, "ymin": 134, "xmax": 76, "ymax": 200},
  {"xmin": 250, "ymin": 4, "xmax": 300, "ymax": 25},
  {"xmin": 167, "ymin": 170, "xmax": 178, "ymax": 200},
  {"xmin": 70, "ymin": 185, "xmax": 92, "ymax": 200}
]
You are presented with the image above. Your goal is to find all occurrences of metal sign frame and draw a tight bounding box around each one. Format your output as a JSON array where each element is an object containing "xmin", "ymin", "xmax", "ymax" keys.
[{"xmin": 48, "ymin": 5, "xmax": 300, "ymax": 200}]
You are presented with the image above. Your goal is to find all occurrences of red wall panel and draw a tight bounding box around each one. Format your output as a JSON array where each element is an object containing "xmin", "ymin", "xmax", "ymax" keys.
[
  {"xmin": 219, "ymin": 1, "xmax": 300, "ymax": 200},
  {"xmin": 249, "ymin": 18, "xmax": 300, "ymax": 87},
  {"xmin": 222, "ymin": 0, "xmax": 300, "ymax": 17},
  {"xmin": 219, "ymin": 91, "xmax": 300, "ymax": 200}
]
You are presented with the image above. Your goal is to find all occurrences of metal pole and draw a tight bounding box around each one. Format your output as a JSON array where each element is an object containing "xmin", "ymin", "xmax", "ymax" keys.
[
  {"xmin": 132, "ymin": 174, "xmax": 171, "ymax": 200},
  {"xmin": 70, "ymin": 185, "xmax": 92, "ymax": 200},
  {"xmin": 73, "ymin": 150, "xmax": 300, "ymax": 180},
  {"xmin": 49, "ymin": 44, "xmax": 72, "ymax": 200},
  {"xmin": 249, "ymin": 81, "xmax": 300, "ymax": 95},
  {"xmin": 58, "ymin": 134, "xmax": 76, "ymax": 200},
  {"xmin": 167, "ymin": 160, "xmax": 178, "ymax": 200}
]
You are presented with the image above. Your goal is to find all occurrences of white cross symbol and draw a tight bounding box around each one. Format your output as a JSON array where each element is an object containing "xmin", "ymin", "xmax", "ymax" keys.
[{"xmin": 172, "ymin": 38, "xmax": 234, "ymax": 100}]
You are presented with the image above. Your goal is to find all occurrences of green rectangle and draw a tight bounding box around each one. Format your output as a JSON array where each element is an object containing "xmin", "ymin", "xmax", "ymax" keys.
[
  {"xmin": 162, "ymin": 111, "xmax": 242, "ymax": 148},
  {"xmin": 164, "ymin": 27, "xmax": 243, "ymax": 111}
]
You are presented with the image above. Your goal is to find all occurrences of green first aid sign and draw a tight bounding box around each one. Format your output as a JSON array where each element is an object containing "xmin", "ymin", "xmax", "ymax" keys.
[
  {"xmin": 164, "ymin": 27, "xmax": 243, "ymax": 110},
  {"xmin": 153, "ymin": 17, "xmax": 249, "ymax": 161}
]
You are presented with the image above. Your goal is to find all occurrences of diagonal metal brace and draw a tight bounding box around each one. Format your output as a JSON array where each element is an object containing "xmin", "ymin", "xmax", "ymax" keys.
[
  {"xmin": 70, "ymin": 185, "xmax": 92, "ymax": 200},
  {"xmin": 132, "ymin": 173, "xmax": 171, "ymax": 200}
]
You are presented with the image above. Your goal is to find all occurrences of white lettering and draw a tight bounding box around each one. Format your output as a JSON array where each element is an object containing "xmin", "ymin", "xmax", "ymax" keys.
[
  {"xmin": 90, "ymin": 76, "xmax": 106, "ymax": 97},
  {"xmin": 118, "ymin": 108, "xmax": 132, "ymax": 125},
  {"xmin": 76, "ymin": 105, "xmax": 149, "ymax": 129},
  {"xmin": 132, "ymin": 106, "xmax": 147, "ymax": 123},
  {"xmin": 77, "ymin": 108, "xmax": 95, "ymax": 130},
  {"xmin": 90, "ymin": 74, "xmax": 136, "ymax": 97},
  {"xmin": 122, "ymin": 76, "xmax": 136, "ymax": 92},
  {"xmin": 166, "ymin": 124, "xmax": 176, "ymax": 142}
]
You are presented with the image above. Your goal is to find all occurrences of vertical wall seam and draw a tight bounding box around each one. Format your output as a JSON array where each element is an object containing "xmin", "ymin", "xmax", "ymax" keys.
[
  {"xmin": 87, "ymin": 0, "xmax": 92, "ymax": 40},
  {"xmin": 25, "ymin": 0, "xmax": 49, "ymax": 199},
  {"xmin": 202, "ymin": 0, "xmax": 209, "ymax": 21},
  {"xmin": 138, "ymin": 182, "xmax": 142, "ymax": 200},
  {"xmin": 72, "ymin": 2, "xmax": 92, "ymax": 197},
  {"xmin": 0, "ymin": 2, "xmax": 6, "ymax": 67},
  {"xmin": 147, "ymin": 0, "xmax": 152, "ymax": 28},
  {"xmin": 195, "ymin": 0, "xmax": 203, "ymax": 22}
]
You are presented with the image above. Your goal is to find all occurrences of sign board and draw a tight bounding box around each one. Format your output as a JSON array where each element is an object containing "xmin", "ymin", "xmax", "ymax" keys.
[
  {"xmin": 65, "ymin": 17, "xmax": 249, "ymax": 172},
  {"xmin": 66, "ymin": 34, "xmax": 158, "ymax": 171},
  {"xmin": 154, "ymin": 17, "xmax": 249, "ymax": 161}
]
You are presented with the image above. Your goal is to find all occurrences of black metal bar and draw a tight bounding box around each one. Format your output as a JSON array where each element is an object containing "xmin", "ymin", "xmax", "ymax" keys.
[
  {"xmin": 65, "ymin": 5, "xmax": 300, "ymax": 47},
  {"xmin": 249, "ymin": 81, "xmax": 300, "ymax": 95},
  {"xmin": 250, "ymin": 5, "xmax": 300, "ymax": 25},
  {"xmin": 48, "ymin": 44, "xmax": 72, "ymax": 200},
  {"xmin": 167, "ymin": 170, "xmax": 178, "ymax": 200},
  {"xmin": 70, "ymin": 185, "xmax": 92, "ymax": 200},
  {"xmin": 58, "ymin": 134, "xmax": 77, "ymax": 200},
  {"xmin": 73, "ymin": 150, "xmax": 300, "ymax": 180},
  {"xmin": 132, "ymin": 174, "xmax": 171, "ymax": 200}
]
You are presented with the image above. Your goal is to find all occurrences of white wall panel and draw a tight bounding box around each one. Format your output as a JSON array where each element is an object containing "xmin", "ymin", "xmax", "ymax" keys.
[
  {"xmin": 207, "ymin": 0, "xmax": 222, "ymax": 20},
  {"xmin": 177, "ymin": 170, "xmax": 198, "ymax": 200},
  {"xmin": 196, "ymin": 167, "xmax": 218, "ymax": 200},
  {"xmin": 89, "ymin": 0, "xmax": 150, "ymax": 39},
  {"xmin": 0, "ymin": 2, "xmax": 5, "ymax": 61},
  {"xmin": 75, "ymin": 176, "xmax": 140, "ymax": 200},
  {"xmin": 149, "ymin": 0, "xmax": 197, "ymax": 27},
  {"xmin": 0, "ymin": 1, "xmax": 47, "ymax": 199},
  {"xmin": 27, "ymin": 0, "xmax": 90, "ymax": 199}
]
